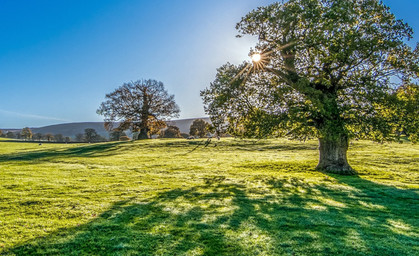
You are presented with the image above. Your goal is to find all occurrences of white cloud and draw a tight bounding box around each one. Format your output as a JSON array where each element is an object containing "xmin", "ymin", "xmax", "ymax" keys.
[{"xmin": 0, "ymin": 109, "xmax": 70, "ymax": 122}]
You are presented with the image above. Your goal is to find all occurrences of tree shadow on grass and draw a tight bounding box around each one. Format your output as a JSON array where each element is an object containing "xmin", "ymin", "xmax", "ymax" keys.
[
  {"xmin": 144, "ymin": 139, "xmax": 318, "ymax": 152},
  {"xmin": 233, "ymin": 143, "xmax": 318, "ymax": 152},
  {"xmin": 0, "ymin": 142, "xmax": 125, "ymax": 163},
  {"xmin": 3, "ymin": 175, "xmax": 418, "ymax": 255}
]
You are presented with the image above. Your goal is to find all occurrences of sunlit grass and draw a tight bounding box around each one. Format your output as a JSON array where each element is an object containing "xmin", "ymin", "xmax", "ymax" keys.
[{"xmin": 0, "ymin": 138, "xmax": 418, "ymax": 255}]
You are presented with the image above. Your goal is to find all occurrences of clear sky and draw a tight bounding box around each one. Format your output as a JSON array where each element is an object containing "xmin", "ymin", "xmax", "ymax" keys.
[{"xmin": 0, "ymin": 0, "xmax": 418, "ymax": 128}]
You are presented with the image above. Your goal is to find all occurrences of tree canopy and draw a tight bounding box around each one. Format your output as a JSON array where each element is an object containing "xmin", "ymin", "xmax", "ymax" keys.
[
  {"xmin": 84, "ymin": 128, "xmax": 102, "ymax": 143},
  {"xmin": 97, "ymin": 79, "xmax": 180, "ymax": 139},
  {"xmin": 6, "ymin": 131, "xmax": 15, "ymax": 139},
  {"xmin": 201, "ymin": 0, "xmax": 419, "ymax": 174},
  {"xmin": 189, "ymin": 119, "xmax": 209, "ymax": 138},
  {"xmin": 161, "ymin": 125, "xmax": 182, "ymax": 138},
  {"xmin": 54, "ymin": 134, "xmax": 65, "ymax": 143},
  {"xmin": 386, "ymin": 83, "xmax": 419, "ymax": 142},
  {"xmin": 21, "ymin": 127, "xmax": 32, "ymax": 141}
]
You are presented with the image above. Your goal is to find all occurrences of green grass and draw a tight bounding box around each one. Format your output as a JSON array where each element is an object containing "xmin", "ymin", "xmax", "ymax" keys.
[{"xmin": 0, "ymin": 138, "xmax": 418, "ymax": 255}]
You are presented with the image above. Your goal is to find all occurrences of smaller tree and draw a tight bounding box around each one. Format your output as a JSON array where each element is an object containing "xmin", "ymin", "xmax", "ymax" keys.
[
  {"xmin": 0, "ymin": 130, "xmax": 3, "ymax": 137},
  {"xmin": 44, "ymin": 133, "xmax": 54, "ymax": 142},
  {"xmin": 65, "ymin": 136, "xmax": 71, "ymax": 143},
  {"xmin": 54, "ymin": 134, "xmax": 65, "ymax": 142},
  {"xmin": 75, "ymin": 133, "xmax": 84, "ymax": 142},
  {"xmin": 189, "ymin": 119, "xmax": 209, "ymax": 138},
  {"xmin": 21, "ymin": 127, "xmax": 33, "ymax": 140},
  {"xmin": 161, "ymin": 125, "xmax": 181, "ymax": 138},
  {"xmin": 33, "ymin": 133, "xmax": 43, "ymax": 141},
  {"xmin": 6, "ymin": 131, "xmax": 15, "ymax": 138},
  {"xmin": 389, "ymin": 83, "xmax": 419, "ymax": 142},
  {"xmin": 180, "ymin": 133, "xmax": 189, "ymax": 138},
  {"xmin": 84, "ymin": 128, "xmax": 100, "ymax": 143},
  {"xmin": 109, "ymin": 130, "xmax": 126, "ymax": 141},
  {"xmin": 97, "ymin": 135, "xmax": 107, "ymax": 142}
]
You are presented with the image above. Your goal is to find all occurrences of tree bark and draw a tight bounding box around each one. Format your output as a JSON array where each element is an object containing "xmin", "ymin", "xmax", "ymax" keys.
[{"xmin": 316, "ymin": 135, "xmax": 356, "ymax": 175}]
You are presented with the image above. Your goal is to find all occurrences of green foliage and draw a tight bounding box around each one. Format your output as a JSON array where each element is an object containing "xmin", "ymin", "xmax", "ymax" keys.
[
  {"xmin": 189, "ymin": 119, "xmax": 210, "ymax": 138},
  {"xmin": 45, "ymin": 133, "xmax": 54, "ymax": 142},
  {"xmin": 54, "ymin": 134, "xmax": 65, "ymax": 143},
  {"xmin": 0, "ymin": 139, "xmax": 418, "ymax": 255},
  {"xmin": 392, "ymin": 84, "xmax": 419, "ymax": 143},
  {"xmin": 33, "ymin": 133, "xmax": 43, "ymax": 141},
  {"xmin": 180, "ymin": 133, "xmax": 189, "ymax": 138},
  {"xmin": 21, "ymin": 127, "xmax": 32, "ymax": 140},
  {"xmin": 75, "ymin": 133, "xmax": 84, "ymax": 142},
  {"xmin": 5, "ymin": 131, "xmax": 15, "ymax": 139},
  {"xmin": 84, "ymin": 128, "xmax": 103, "ymax": 143},
  {"xmin": 161, "ymin": 125, "xmax": 182, "ymax": 138},
  {"xmin": 109, "ymin": 130, "xmax": 124, "ymax": 141},
  {"xmin": 202, "ymin": 0, "xmax": 419, "ymax": 142}
]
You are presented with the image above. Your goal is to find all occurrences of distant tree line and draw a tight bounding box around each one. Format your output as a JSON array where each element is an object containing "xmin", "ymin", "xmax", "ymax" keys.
[
  {"xmin": 0, "ymin": 128, "xmax": 106, "ymax": 143},
  {"xmin": 108, "ymin": 119, "xmax": 214, "ymax": 140},
  {"xmin": 0, "ymin": 119, "xmax": 223, "ymax": 143}
]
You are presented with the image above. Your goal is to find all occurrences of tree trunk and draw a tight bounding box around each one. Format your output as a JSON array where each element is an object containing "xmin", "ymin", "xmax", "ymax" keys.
[
  {"xmin": 137, "ymin": 128, "xmax": 150, "ymax": 140},
  {"xmin": 316, "ymin": 135, "xmax": 356, "ymax": 175}
]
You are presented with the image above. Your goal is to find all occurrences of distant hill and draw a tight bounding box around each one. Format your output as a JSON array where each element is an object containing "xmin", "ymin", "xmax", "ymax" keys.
[
  {"xmin": 31, "ymin": 122, "xmax": 109, "ymax": 138},
  {"xmin": 1, "ymin": 118, "xmax": 211, "ymax": 138}
]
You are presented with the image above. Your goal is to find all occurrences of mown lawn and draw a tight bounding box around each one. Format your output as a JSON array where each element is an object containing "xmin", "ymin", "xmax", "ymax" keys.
[{"xmin": 0, "ymin": 138, "xmax": 418, "ymax": 255}]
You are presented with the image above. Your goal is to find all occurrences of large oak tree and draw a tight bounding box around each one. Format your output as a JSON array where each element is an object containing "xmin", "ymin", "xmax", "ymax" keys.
[
  {"xmin": 202, "ymin": 0, "xmax": 419, "ymax": 174},
  {"xmin": 97, "ymin": 79, "xmax": 180, "ymax": 139}
]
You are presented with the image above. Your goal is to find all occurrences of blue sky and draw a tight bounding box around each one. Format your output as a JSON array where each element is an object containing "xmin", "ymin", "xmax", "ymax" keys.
[{"xmin": 0, "ymin": 0, "xmax": 418, "ymax": 128}]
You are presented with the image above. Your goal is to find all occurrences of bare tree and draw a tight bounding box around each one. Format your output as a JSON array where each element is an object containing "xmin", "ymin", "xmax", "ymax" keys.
[{"xmin": 97, "ymin": 79, "xmax": 180, "ymax": 139}]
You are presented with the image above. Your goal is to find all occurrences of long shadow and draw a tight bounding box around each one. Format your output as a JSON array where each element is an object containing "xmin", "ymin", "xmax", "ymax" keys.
[
  {"xmin": 218, "ymin": 139, "xmax": 318, "ymax": 152},
  {"xmin": 329, "ymin": 174, "xmax": 419, "ymax": 223},
  {"xmin": 4, "ymin": 187, "xmax": 234, "ymax": 255},
  {"xmin": 145, "ymin": 139, "xmax": 318, "ymax": 152},
  {"xmin": 3, "ymin": 174, "xmax": 418, "ymax": 255},
  {"xmin": 0, "ymin": 141, "xmax": 125, "ymax": 163},
  {"xmin": 233, "ymin": 143, "xmax": 318, "ymax": 152}
]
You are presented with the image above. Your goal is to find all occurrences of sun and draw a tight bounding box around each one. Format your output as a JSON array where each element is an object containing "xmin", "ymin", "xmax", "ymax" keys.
[{"xmin": 251, "ymin": 53, "xmax": 261, "ymax": 62}]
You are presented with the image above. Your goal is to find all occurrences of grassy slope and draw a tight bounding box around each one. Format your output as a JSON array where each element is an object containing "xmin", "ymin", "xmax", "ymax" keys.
[{"xmin": 0, "ymin": 138, "xmax": 418, "ymax": 255}]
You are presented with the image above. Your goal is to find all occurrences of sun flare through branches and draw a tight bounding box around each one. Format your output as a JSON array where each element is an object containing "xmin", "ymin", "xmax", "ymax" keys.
[{"xmin": 227, "ymin": 51, "xmax": 271, "ymax": 87}]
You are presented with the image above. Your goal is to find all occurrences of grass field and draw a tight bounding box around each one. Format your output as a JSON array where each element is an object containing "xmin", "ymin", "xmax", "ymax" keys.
[{"xmin": 0, "ymin": 138, "xmax": 418, "ymax": 255}]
